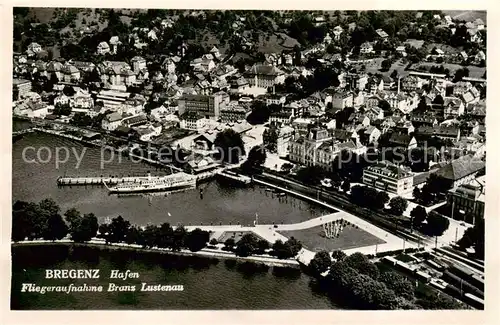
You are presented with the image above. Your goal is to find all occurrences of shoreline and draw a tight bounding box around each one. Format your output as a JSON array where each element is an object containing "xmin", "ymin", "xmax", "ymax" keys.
[{"xmin": 11, "ymin": 240, "xmax": 301, "ymax": 270}]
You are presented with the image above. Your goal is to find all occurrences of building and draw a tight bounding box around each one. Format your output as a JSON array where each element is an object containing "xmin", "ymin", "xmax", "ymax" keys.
[
  {"xmin": 360, "ymin": 42, "xmax": 373, "ymax": 54},
  {"xmin": 13, "ymin": 79, "xmax": 32, "ymax": 100},
  {"xmin": 263, "ymin": 125, "xmax": 294, "ymax": 157},
  {"xmin": 219, "ymin": 105, "xmax": 250, "ymax": 123},
  {"xmin": 61, "ymin": 64, "xmax": 81, "ymax": 83},
  {"xmin": 102, "ymin": 112, "xmax": 123, "ymax": 131},
  {"xmin": 433, "ymin": 155, "xmax": 485, "ymax": 188},
  {"xmin": 179, "ymin": 111, "xmax": 207, "ymax": 130},
  {"xmin": 416, "ymin": 125, "xmax": 461, "ymax": 141},
  {"xmin": 97, "ymin": 42, "xmax": 110, "ymax": 55},
  {"xmin": 401, "ymin": 75, "xmax": 423, "ymax": 91},
  {"xmin": 99, "ymin": 61, "xmax": 137, "ymax": 87},
  {"xmin": 244, "ymin": 64, "xmax": 285, "ymax": 88},
  {"xmin": 95, "ymin": 90, "xmax": 131, "ymax": 109},
  {"xmin": 363, "ymin": 161, "xmax": 414, "ymax": 195},
  {"xmin": 131, "ymin": 56, "xmax": 147, "ymax": 73},
  {"xmin": 388, "ymin": 133, "xmax": 418, "ymax": 150},
  {"xmin": 444, "ymin": 97, "xmax": 465, "ymax": 118},
  {"xmin": 178, "ymin": 93, "xmax": 224, "ymax": 120},
  {"xmin": 446, "ymin": 178, "xmax": 485, "ymax": 224},
  {"xmin": 331, "ymin": 91, "xmax": 353, "ymax": 109},
  {"xmin": 269, "ymin": 110, "xmax": 293, "ymax": 126},
  {"xmin": 289, "ymin": 127, "xmax": 332, "ymax": 167}
]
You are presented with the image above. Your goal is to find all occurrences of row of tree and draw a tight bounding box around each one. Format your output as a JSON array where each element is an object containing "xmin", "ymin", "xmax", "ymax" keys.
[
  {"xmin": 12, "ymin": 199, "xmax": 212, "ymax": 253},
  {"xmin": 220, "ymin": 234, "xmax": 302, "ymax": 259},
  {"xmin": 350, "ymin": 185, "xmax": 390, "ymax": 211},
  {"xmin": 309, "ymin": 250, "xmax": 465, "ymax": 309}
]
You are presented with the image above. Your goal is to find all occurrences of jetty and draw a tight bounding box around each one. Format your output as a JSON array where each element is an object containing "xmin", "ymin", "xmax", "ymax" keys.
[
  {"xmin": 216, "ymin": 170, "xmax": 252, "ymax": 184},
  {"xmin": 57, "ymin": 176, "xmax": 156, "ymax": 186}
]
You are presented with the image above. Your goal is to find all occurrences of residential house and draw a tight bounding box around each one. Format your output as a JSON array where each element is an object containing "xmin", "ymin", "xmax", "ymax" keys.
[
  {"xmin": 12, "ymin": 79, "xmax": 32, "ymax": 99},
  {"xmin": 453, "ymin": 81, "xmax": 473, "ymax": 96},
  {"xmin": 179, "ymin": 112, "xmax": 207, "ymax": 131},
  {"xmin": 97, "ymin": 42, "xmax": 110, "ymax": 55},
  {"xmin": 27, "ymin": 42, "xmax": 42, "ymax": 55},
  {"xmin": 332, "ymin": 25, "xmax": 343, "ymax": 40},
  {"xmin": 461, "ymin": 89, "xmax": 480, "ymax": 105},
  {"xmin": 444, "ymin": 97, "xmax": 465, "ymax": 118},
  {"xmin": 375, "ymin": 29, "xmax": 389, "ymax": 40},
  {"xmin": 99, "ymin": 61, "xmax": 137, "ymax": 88},
  {"xmin": 331, "ymin": 91, "xmax": 353, "ymax": 109},
  {"xmin": 61, "ymin": 64, "xmax": 81, "ymax": 83},
  {"xmin": 416, "ymin": 125, "xmax": 461, "ymax": 141},
  {"xmin": 360, "ymin": 42, "xmax": 373, "ymax": 54},
  {"xmin": 219, "ymin": 104, "xmax": 250, "ymax": 123},
  {"xmin": 109, "ymin": 36, "xmax": 121, "ymax": 54},
  {"xmin": 269, "ymin": 110, "xmax": 293, "ymax": 126},
  {"xmin": 131, "ymin": 56, "xmax": 147, "ymax": 73},
  {"xmin": 102, "ymin": 112, "xmax": 123, "ymax": 131},
  {"xmin": 388, "ymin": 133, "xmax": 418, "ymax": 150},
  {"xmin": 266, "ymin": 94, "xmax": 287, "ymax": 106},
  {"xmin": 363, "ymin": 126, "xmax": 382, "ymax": 145},
  {"xmin": 401, "ymin": 75, "xmax": 423, "ymax": 91}
]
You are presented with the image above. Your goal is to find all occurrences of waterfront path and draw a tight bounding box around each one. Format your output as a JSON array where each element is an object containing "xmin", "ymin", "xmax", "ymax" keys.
[{"xmin": 15, "ymin": 238, "xmax": 300, "ymax": 268}]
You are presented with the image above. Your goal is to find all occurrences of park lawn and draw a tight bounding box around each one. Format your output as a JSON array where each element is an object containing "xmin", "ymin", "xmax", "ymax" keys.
[{"xmin": 278, "ymin": 224, "xmax": 386, "ymax": 253}]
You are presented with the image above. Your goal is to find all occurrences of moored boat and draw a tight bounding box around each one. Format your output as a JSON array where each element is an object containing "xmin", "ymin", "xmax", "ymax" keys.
[{"xmin": 104, "ymin": 172, "xmax": 196, "ymax": 194}]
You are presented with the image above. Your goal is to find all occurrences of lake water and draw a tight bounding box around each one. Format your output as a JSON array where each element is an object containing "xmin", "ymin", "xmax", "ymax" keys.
[{"xmin": 11, "ymin": 121, "xmax": 339, "ymax": 310}]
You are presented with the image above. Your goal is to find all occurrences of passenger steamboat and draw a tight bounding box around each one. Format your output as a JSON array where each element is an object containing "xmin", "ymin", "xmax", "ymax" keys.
[{"xmin": 103, "ymin": 172, "xmax": 196, "ymax": 194}]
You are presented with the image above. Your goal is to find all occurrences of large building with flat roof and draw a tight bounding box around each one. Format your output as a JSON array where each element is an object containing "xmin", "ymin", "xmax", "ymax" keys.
[
  {"xmin": 178, "ymin": 93, "xmax": 224, "ymax": 120},
  {"xmin": 363, "ymin": 161, "xmax": 414, "ymax": 195}
]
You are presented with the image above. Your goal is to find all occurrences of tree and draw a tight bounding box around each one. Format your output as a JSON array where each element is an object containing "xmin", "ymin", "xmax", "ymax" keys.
[
  {"xmin": 309, "ymin": 250, "xmax": 332, "ymax": 274},
  {"xmin": 389, "ymin": 196, "xmax": 408, "ymax": 216},
  {"xmin": 234, "ymin": 233, "xmax": 259, "ymax": 257},
  {"xmin": 296, "ymin": 166, "xmax": 325, "ymax": 185},
  {"xmin": 331, "ymin": 250, "xmax": 347, "ymax": 261},
  {"xmin": 43, "ymin": 214, "xmax": 68, "ymax": 240},
  {"xmin": 224, "ymin": 238, "xmax": 236, "ymax": 250},
  {"xmin": 424, "ymin": 213, "xmax": 450, "ymax": 237},
  {"xmin": 172, "ymin": 225, "xmax": 187, "ymax": 251},
  {"xmin": 344, "ymin": 252, "xmax": 380, "ymax": 279},
  {"xmin": 374, "ymin": 191, "xmax": 390, "ymax": 210},
  {"xmin": 256, "ymin": 239, "xmax": 270, "ymax": 254},
  {"xmin": 125, "ymin": 225, "xmax": 144, "ymax": 246},
  {"xmin": 242, "ymin": 145, "xmax": 267, "ymax": 171},
  {"xmin": 457, "ymin": 218, "xmax": 484, "ymax": 259},
  {"xmin": 209, "ymin": 238, "xmax": 219, "ymax": 246},
  {"xmin": 413, "ymin": 187, "xmax": 422, "ymax": 201},
  {"xmin": 69, "ymin": 213, "xmax": 98, "ymax": 243},
  {"xmin": 410, "ymin": 206, "xmax": 427, "ymax": 227},
  {"xmin": 214, "ymin": 129, "xmax": 246, "ymax": 164},
  {"xmin": 381, "ymin": 59, "xmax": 392, "ymax": 71},
  {"xmin": 63, "ymin": 85, "xmax": 76, "ymax": 96},
  {"xmin": 185, "ymin": 228, "xmax": 210, "ymax": 252},
  {"xmin": 341, "ymin": 180, "xmax": 351, "ymax": 193},
  {"xmin": 107, "ymin": 216, "xmax": 131, "ymax": 243},
  {"xmin": 379, "ymin": 272, "xmax": 415, "ymax": 301}
]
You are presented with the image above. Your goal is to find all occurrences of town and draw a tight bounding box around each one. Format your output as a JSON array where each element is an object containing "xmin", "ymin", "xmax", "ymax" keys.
[{"xmin": 12, "ymin": 9, "xmax": 486, "ymax": 310}]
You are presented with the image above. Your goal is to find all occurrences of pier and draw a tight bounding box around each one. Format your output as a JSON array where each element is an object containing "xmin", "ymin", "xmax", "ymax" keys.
[
  {"xmin": 57, "ymin": 176, "xmax": 156, "ymax": 186},
  {"xmin": 216, "ymin": 170, "xmax": 252, "ymax": 184}
]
